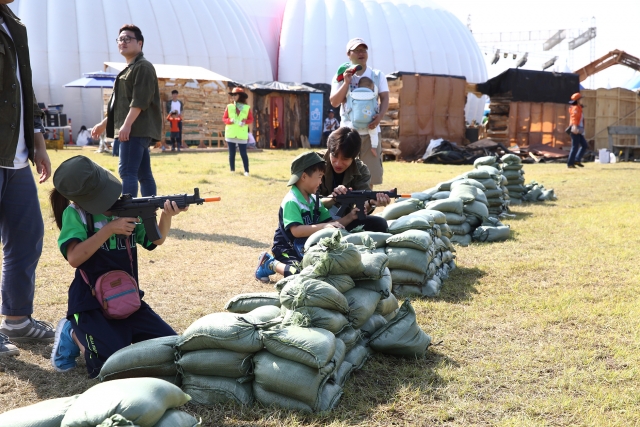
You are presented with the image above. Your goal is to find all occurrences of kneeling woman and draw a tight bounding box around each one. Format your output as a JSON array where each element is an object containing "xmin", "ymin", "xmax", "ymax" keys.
[{"xmin": 319, "ymin": 127, "xmax": 390, "ymax": 232}]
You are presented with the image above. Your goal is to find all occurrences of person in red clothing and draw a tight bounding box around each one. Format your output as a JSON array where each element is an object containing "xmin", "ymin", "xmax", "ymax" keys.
[
  {"xmin": 167, "ymin": 111, "xmax": 182, "ymax": 152},
  {"xmin": 567, "ymin": 92, "xmax": 588, "ymax": 168},
  {"xmin": 222, "ymin": 87, "xmax": 254, "ymax": 176}
]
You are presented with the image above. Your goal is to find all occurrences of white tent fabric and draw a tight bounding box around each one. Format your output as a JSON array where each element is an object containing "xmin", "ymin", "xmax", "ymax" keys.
[
  {"xmin": 104, "ymin": 62, "xmax": 232, "ymax": 91},
  {"xmin": 276, "ymin": 0, "xmax": 488, "ymax": 122},
  {"xmin": 8, "ymin": 0, "xmax": 271, "ymax": 130}
]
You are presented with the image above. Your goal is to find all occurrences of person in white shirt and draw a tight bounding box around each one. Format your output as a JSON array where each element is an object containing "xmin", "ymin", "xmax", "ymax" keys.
[
  {"xmin": 322, "ymin": 109, "xmax": 339, "ymax": 147},
  {"xmin": 330, "ymin": 38, "xmax": 389, "ymax": 187}
]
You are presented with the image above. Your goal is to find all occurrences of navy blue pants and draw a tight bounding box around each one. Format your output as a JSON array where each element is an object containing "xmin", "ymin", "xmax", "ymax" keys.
[
  {"xmin": 117, "ymin": 136, "xmax": 157, "ymax": 197},
  {"xmin": 0, "ymin": 167, "xmax": 44, "ymax": 316},
  {"xmin": 568, "ymin": 133, "xmax": 588, "ymax": 166},
  {"xmin": 70, "ymin": 303, "xmax": 176, "ymax": 378},
  {"xmin": 346, "ymin": 215, "xmax": 388, "ymax": 232},
  {"xmin": 227, "ymin": 142, "xmax": 249, "ymax": 173}
]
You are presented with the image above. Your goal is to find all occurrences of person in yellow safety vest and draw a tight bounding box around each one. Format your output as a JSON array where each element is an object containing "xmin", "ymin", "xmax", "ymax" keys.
[
  {"xmin": 567, "ymin": 92, "xmax": 588, "ymax": 169},
  {"xmin": 223, "ymin": 87, "xmax": 254, "ymax": 176}
]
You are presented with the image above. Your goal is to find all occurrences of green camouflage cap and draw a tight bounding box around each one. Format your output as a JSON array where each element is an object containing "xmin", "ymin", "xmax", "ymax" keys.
[
  {"xmin": 53, "ymin": 155, "xmax": 122, "ymax": 214},
  {"xmin": 287, "ymin": 151, "xmax": 325, "ymax": 186}
]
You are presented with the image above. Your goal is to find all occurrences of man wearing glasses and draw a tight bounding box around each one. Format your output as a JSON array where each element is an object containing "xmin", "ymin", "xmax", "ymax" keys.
[
  {"xmin": 330, "ymin": 38, "xmax": 389, "ymax": 188},
  {"xmin": 91, "ymin": 24, "xmax": 161, "ymax": 197}
]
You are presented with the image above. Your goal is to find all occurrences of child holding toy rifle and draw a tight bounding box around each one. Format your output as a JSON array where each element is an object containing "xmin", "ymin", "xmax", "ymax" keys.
[
  {"xmin": 48, "ymin": 155, "xmax": 188, "ymax": 378},
  {"xmin": 255, "ymin": 152, "xmax": 359, "ymax": 283}
]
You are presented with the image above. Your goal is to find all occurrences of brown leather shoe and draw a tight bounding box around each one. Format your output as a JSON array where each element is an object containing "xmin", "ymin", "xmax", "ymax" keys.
[
  {"xmin": 575, "ymin": 162, "xmax": 584, "ymax": 167},
  {"xmin": 567, "ymin": 165, "xmax": 576, "ymax": 168}
]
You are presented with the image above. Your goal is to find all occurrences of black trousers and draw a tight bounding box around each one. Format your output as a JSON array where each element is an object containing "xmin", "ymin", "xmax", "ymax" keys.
[{"xmin": 346, "ymin": 215, "xmax": 388, "ymax": 232}]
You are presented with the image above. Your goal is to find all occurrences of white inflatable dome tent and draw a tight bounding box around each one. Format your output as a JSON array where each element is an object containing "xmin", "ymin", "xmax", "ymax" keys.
[{"xmin": 8, "ymin": 0, "xmax": 272, "ymax": 133}]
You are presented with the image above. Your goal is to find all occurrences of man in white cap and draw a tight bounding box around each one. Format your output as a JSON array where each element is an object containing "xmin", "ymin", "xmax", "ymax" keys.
[{"xmin": 329, "ymin": 37, "xmax": 389, "ymax": 187}]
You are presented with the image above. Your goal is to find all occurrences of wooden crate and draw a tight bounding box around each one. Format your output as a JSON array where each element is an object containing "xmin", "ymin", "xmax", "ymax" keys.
[{"xmin": 581, "ymin": 88, "xmax": 640, "ymax": 149}]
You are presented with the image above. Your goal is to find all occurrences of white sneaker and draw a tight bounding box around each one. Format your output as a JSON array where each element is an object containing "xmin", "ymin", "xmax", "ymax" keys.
[{"xmin": 244, "ymin": 172, "xmax": 249, "ymax": 177}]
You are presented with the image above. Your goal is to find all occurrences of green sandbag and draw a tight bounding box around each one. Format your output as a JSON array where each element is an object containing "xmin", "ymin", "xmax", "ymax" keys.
[
  {"xmin": 283, "ymin": 307, "xmax": 349, "ymax": 334},
  {"xmin": 375, "ymin": 292, "xmax": 399, "ymax": 316},
  {"xmin": 97, "ymin": 415, "xmax": 139, "ymax": 426},
  {"xmin": 392, "ymin": 284, "xmax": 423, "ymax": 297},
  {"xmin": 177, "ymin": 312, "xmax": 268, "ymax": 353},
  {"xmin": 424, "ymin": 197, "xmax": 463, "ymax": 214},
  {"xmin": 181, "ymin": 374, "xmax": 253, "ymax": 406},
  {"xmin": 99, "ymin": 336, "xmax": 179, "ymax": 382},
  {"xmin": 253, "ymin": 383, "xmax": 314, "ymax": 412},
  {"xmin": 176, "ymin": 349, "xmax": 252, "ymax": 378},
  {"xmin": 336, "ymin": 325, "xmax": 360, "ymax": 351},
  {"xmin": 450, "ymin": 234, "xmax": 471, "ymax": 246},
  {"xmin": 343, "ymin": 288, "xmax": 382, "ymax": 329},
  {"xmin": 156, "ymin": 375, "xmax": 182, "ymax": 387},
  {"xmin": 465, "ymin": 214, "xmax": 481, "ymax": 227},
  {"xmin": 331, "ymin": 360, "xmax": 354, "ymax": 387},
  {"xmin": 351, "ymin": 252, "xmax": 389, "ymax": 280},
  {"xmin": 316, "ymin": 274, "xmax": 355, "ymax": 293},
  {"xmin": 318, "ymin": 381, "xmax": 346, "ymax": 412},
  {"xmin": 302, "ymin": 231, "xmax": 364, "ymax": 276},
  {"xmin": 487, "ymin": 197, "xmax": 504, "ymax": 207},
  {"xmin": 477, "ymin": 164, "xmax": 502, "ymax": 175},
  {"xmin": 501, "ymin": 153, "xmax": 522, "ymax": 165},
  {"xmin": 359, "ymin": 313, "xmax": 388, "ymax": 338},
  {"xmin": 484, "ymin": 188, "xmax": 504, "ymax": 199},
  {"xmin": 0, "ymin": 395, "xmax": 80, "ymax": 427},
  {"xmin": 385, "ymin": 229, "xmax": 433, "ymax": 251},
  {"xmin": 440, "ymin": 235, "xmax": 455, "ymax": 252},
  {"xmin": 344, "ymin": 344, "xmax": 373, "ymax": 370},
  {"xmin": 153, "ymin": 409, "xmax": 200, "ymax": 427},
  {"xmin": 431, "ymin": 191, "xmax": 451, "ymax": 200},
  {"xmin": 439, "ymin": 223, "xmax": 453, "ymax": 238},
  {"xmin": 503, "ymin": 170, "xmax": 524, "ymax": 180},
  {"xmin": 369, "ymin": 299, "xmax": 431, "ymax": 357},
  {"xmin": 477, "ymin": 178, "xmax": 498, "ymax": 190},
  {"xmin": 262, "ymin": 326, "xmax": 336, "ymax": 369},
  {"xmin": 280, "ymin": 276, "xmax": 349, "ymax": 313},
  {"xmin": 409, "ymin": 209, "xmax": 447, "ymax": 224},
  {"xmin": 253, "ymin": 350, "xmax": 335, "ymax": 409},
  {"xmin": 463, "ymin": 200, "xmax": 489, "ymax": 219},
  {"xmin": 450, "ymin": 184, "xmax": 482, "ymax": 204},
  {"xmin": 332, "ymin": 338, "xmax": 347, "ymax": 369},
  {"xmin": 472, "ymin": 225, "xmax": 511, "ymax": 242},
  {"xmin": 448, "ymin": 222, "xmax": 471, "ymax": 236},
  {"xmin": 539, "ymin": 189, "xmax": 556, "ymax": 201},
  {"xmin": 246, "ymin": 305, "xmax": 282, "ymax": 322},
  {"xmin": 340, "ymin": 233, "xmax": 372, "ymax": 247},
  {"xmin": 357, "ymin": 231, "xmax": 392, "ymax": 248},
  {"xmin": 473, "ymin": 155, "xmax": 497, "ymax": 167},
  {"xmin": 385, "ymin": 247, "xmax": 429, "ymax": 274},
  {"xmin": 501, "ymin": 164, "xmax": 522, "ymax": 171},
  {"xmin": 390, "ymin": 269, "xmax": 427, "ymax": 286},
  {"xmin": 378, "ymin": 198, "xmax": 424, "ymax": 220},
  {"xmin": 224, "ymin": 292, "xmax": 280, "ymax": 313},
  {"xmin": 452, "ymin": 177, "xmax": 487, "ymax": 190},
  {"xmin": 304, "ymin": 228, "xmax": 350, "ymax": 251},
  {"xmin": 444, "ymin": 212, "xmax": 466, "ymax": 225},
  {"xmin": 410, "ymin": 191, "xmax": 433, "ymax": 201},
  {"xmin": 354, "ymin": 267, "xmax": 392, "ymax": 298},
  {"xmin": 61, "ymin": 378, "xmax": 190, "ymax": 427},
  {"xmin": 387, "ymin": 216, "xmax": 432, "ymax": 234},
  {"xmin": 523, "ymin": 186, "xmax": 543, "ymax": 202},
  {"xmin": 384, "ymin": 308, "xmax": 399, "ymax": 321},
  {"xmin": 436, "ymin": 177, "xmax": 463, "ymax": 192}
]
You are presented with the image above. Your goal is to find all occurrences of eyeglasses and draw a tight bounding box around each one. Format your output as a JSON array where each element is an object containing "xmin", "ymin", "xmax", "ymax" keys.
[
  {"xmin": 350, "ymin": 48, "xmax": 368, "ymax": 54},
  {"xmin": 116, "ymin": 36, "xmax": 137, "ymax": 44}
]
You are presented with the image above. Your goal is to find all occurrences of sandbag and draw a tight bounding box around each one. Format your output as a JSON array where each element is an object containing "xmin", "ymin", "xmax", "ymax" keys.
[
  {"xmin": 369, "ymin": 299, "xmax": 431, "ymax": 357},
  {"xmin": 378, "ymin": 198, "xmax": 424, "ymax": 220},
  {"xmin": 283, "ymin": 307, "xmax": 349, "ymax": 334},
  {"xmin": 387, "ymin": 215, "xmax": 433, "ymax": 234},
  {"xmin": 444, "ymin": 212, "xmax": 466, "ymax": 225},
  {"xmin": 61, "ymin": 378, "xmax": 190, "ymax": 427},
  {"xmin": 375, "ymin": 292, "xmax": 399, "ymax": 316},
  {"xmin": 390, "ymin": 269, "xmax": 427, "ymax": 286},
  {"xmin": 501, "ymin": 164, "xmax": 522, "ymax": 171},
  {"xmin": 463, "ymin": 200, "xmax": 489, "ymax": 219},
  {"xmin": 450, "ymin": 184, "xmax": 484, "ymax": 204},
  {"xmin": 539, "ymin": 189, "xmax": 556, "ymax": 201},
  {"xmin": 386, "ymin": 229, "xmax": 433, "ymax": 251},
  {"xmin": 354, "ymin": 267, "xmax": 392, "ymax": 298},
  {"xmin": 436, "ymin": 177, "xmax": 463, "ymax": 192},
  {"xmin": 473, "ymin": 155, "xmax": 497, "ymax": 167},
  {"xmin": 439, "ymin": 223, "xmax": 453, "ymax": 238},
  {"xmin": 440, "ymin": 235, "xmax": 455, "ymax": 252},
  {"xmin": 253, "ymin": 350, "xmax": 334, "ymax": 409},
  {"xmin": 336, "ymin": 325, "xmax": 361, "ymax": 351},
  {"xmin": 487, "ymin": 197, "xmax": 505, "ymax": 207},
  {"xmin": 503, "ymin": 170, "xmax": 524, "ymax": 180},
  {"xmin": 351, "ymin": 252, "xmax": 389, "ymax": 280},
  {"xmin": 385, "ymin": 247, "xmax": 429, "ymax": 274},
  {"xmin": 409, "ymin": 209, "xmax": 447, "ymax": 224},
  {"xmin": 176, "ymin": 349, "xmax": 251, "ymax": 378},
  {"xmin": 343, "ymin": 288, "xmax": 382, "ymax": 329},
  {"xmin": 392, "ymin": 284, "xmax": 423, "ymax": 297},
  {"xmin": 224, "ymin": 292, "xmax": 280, "ymax": 313},
  {"xmin": 384, "ymin": 308, "xmax": 399, "ymax": 321},
  {"xmin": 359, "ymin": 314, "xmax": 387, "ymax": 338},
  {"xmin": 181, "ymin": 374, "xmax": 253, "ymax": 406},
  {"xmin": 463, "ymin": 170, "xmax": 491, "ymax": 181},
  {"xmin": 245, "ymin": 305, "xmax": 282, "ymax": 322},
  {"xmin": 501, "ymin": 153, "xmax": 522, "ymax": 165},
  {"xmin": 304, "ymin": 228, "xmax": 350, "ymax": 251},
  {"xmin": 316, "ymin": 274, "xmax": 355, "ymax": 293},
  {"xmin": 409, "ymin": 191, "xmax": 433, "ymax": 201},
  {"xmin": 332, "ymin": 338, "xmax": 347, "ymax": 369},
  {"xmin": 302, "ymin": 231, "xmax": 364, "ymax": 276},
  {"xmin": 99, "ymin": 336, "xmax": 178, "ymax": 382},
  {"xmin": 280, "ymin": 276, "xmax": 349, "ymax": 313},
  {"xmin": 448, "ymin": 222, "xmax": 472, "ymax": 236},
  {"xmin": 177, "ymin": 312, "xmax": 267, "ymax": 353},
  {"xmin": 357, "ymin": 231, "xmax": 392, "ymax": 248},
  {"xmin": 331, "ymin": 360, "xmax": 354, "ymax": 387},
  {"xmin": 484, "ymin": 188, "xmax": 504, "ymax": 199},
  {"xmin": 431, "ymin": 191, "xmax": 451, "ymax": 200},
  {"xmin": 0, "ymin": 395, "xmax": 79, "ymax": 427},
  {"xmin": 253, "ymin": 383, "xmax": 314, "ymax": 412},
  {"xmin": 472, "ymin": 225, "xmax": 511, "ymax": 242},
  {"xmin": 153, "ymin": 410, "xmax": 200, "ymax": 427},
  {"xmin": 344, "ymin": 344, "xmax": 373, "ymax": 370},
  {"xmin": 424, "ymin": 197, "xmax": 463, "ymax": 215},
  {"xmin": 450, "ymin": 234, "xmax": 472, "ymax": 246},
  {"xmin": 262, "ymin": 326, "xmax": 336, "ymax": 369},
  {"xmin": 452, "ymin": 177, "xmax": 486, "ymax": 190}
]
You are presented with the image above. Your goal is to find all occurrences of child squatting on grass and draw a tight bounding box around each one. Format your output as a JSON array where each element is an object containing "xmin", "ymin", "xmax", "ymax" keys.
[
  {"xmin": 49, "ymin": 155, "xmax": 187, "ymax": 378},
  {"xmin": 255, "ymin": 151, "xmax": 359, "ymax": 282}
]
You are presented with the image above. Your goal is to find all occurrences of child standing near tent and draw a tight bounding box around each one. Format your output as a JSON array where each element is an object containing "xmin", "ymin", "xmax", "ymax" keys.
[
  {"xmin": 49, "ymin": 155, "xmax": 187, "ymax": 378},
  {"xmin": 254, "ymin": 152, "xmax": 358, "ymax": 282},
  {"xmin": 167, "ymin": 111, "xmax": 182, "ymax": 152}
]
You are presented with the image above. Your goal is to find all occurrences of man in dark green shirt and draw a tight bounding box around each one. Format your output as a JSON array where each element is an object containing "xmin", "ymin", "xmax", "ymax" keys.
[{"xmin": 91, "ymin": 24, "xmax": 161, "ymax": 197}]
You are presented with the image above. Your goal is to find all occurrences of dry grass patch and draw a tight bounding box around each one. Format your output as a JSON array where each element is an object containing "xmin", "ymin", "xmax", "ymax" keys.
[{"xmin": 1, "ymin": 148, "xmax": 639, "ymax": 426}]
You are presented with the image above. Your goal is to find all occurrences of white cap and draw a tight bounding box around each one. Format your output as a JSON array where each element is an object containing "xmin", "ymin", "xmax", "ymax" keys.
[{"xmin": 346, "ymin": 38, "xmax": 368, "ymax": 53}]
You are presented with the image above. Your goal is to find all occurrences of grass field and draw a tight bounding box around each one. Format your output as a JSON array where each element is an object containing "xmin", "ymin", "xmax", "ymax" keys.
[{"xmin": 1, "ymin": 147, "xmax": 639, "ymax": 426}]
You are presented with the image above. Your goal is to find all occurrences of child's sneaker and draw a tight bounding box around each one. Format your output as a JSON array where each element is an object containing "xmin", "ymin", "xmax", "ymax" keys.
[
  {"xmin": 244, "ymin": 172, "xmax": 249, "ymax": 177},
  {"xmin": 255, "ymin": 252, "xmax": 275, "ymax": 283},
  {"xmin": 0, "ymin": 316, "xmax": 55, "ymax": 342},
  {"xmin": 50, "ymin": 318, "xmax": 80, "ymax": 372},
  {"xmin": 0, "ymin": 332, "xmax": 19, "ymax": 357}
]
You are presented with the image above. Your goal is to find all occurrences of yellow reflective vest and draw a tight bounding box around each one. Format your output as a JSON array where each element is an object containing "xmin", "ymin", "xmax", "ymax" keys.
[{"xmin": 225, "ymin": 103, "xmax": 250, "ymax": 140}]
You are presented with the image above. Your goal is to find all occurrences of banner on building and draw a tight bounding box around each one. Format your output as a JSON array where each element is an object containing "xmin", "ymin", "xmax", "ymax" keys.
[{"xmin": 309, "ymin": 93, "xmax": 323, "ymax": 146}]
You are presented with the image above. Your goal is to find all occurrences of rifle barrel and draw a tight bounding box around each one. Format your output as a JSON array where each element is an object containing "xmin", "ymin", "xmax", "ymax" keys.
[{"xmin": 203, "ymin": 197, "xmax": 221, "ymax": 202}]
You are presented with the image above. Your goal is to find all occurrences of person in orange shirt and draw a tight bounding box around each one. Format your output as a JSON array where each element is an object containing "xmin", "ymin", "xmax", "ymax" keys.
[
  {"xmin": 167, "ymin": 111, "xmax": 182, "ymax": 152},
  {"xmin": 567, "ymin": 92, "xmax": 588, "ymax": 168}
]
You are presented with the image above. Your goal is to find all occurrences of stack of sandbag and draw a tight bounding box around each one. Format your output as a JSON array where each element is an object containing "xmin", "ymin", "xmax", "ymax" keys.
[
  {"xmin": 521, "ymin": 180, "xmax": 557, "ymax": 202},
  {"xmin": 470, "ymin": 159, "xmax": 511, "ymax": 217},
  {"xmin": 0, "ymin": 378, "xmax": 197, "ymax": 427},
  {"xmin": 500, "ymin": 154, "xmax": 526, "ymax": 205},
  {"xmin": 472, "ymin": 216, "xmax": 511, "ymax": 243}
]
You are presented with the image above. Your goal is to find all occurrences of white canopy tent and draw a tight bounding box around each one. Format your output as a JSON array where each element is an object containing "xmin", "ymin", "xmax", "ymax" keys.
[{"xmin": 104, "ymin": 62, "xmax": 232, "ymax": 91}]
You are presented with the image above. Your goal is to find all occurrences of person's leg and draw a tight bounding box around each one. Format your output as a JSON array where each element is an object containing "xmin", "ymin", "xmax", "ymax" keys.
[
  {"xmin": 238, "ymin": 143, "xmax": 249, "ymax": 174},
  {"xmin": 170, "ymin": 134, "xmax": 176, "ymax": 151},
  {"xmin": 128, "ymin": 303, "xmax": 177, "ymax": 343},
  {"xmin": 176, "ymin": 134, "xmax": 182, "ymax": 152},
  {"xmin": 118, "ymin": 137, "xmax": 144, "ymax": 197},
  {"xmin": 135, "ymin": 137, "xmax": 157, "ymax": 197},
  {"xmin": 567, "ymin": 133, "xmax": 580, "ymax": 167},
  {"xmin": 227, "ymin": 142, "xmax": 237, "ymax": 172},
  {"xmin": 112, "ymin": 138, "xmax": 120, "ymax": 157},
  {"xmin": 359, "ymin": 133, "xmax": 383, "ymax": 187},
  {"xmin": 575, "ymin": 134, "xmax": 588, "ymax": 165},
  {"xmin": 346, "ymin": 215, "xmax": 388, "ymax": 232}
]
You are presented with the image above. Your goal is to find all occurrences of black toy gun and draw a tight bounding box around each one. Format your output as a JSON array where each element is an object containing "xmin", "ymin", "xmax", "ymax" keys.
[
  {"xmin": 108, "ymin": 188, "xmax": 220, "ymax": 241},
  {"xmin": 334, "ymin": 188, "xmax": 410, "ymax": 221}
]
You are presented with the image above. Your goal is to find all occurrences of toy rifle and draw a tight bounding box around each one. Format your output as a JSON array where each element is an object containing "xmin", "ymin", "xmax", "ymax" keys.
[
  {"xmin": 108, "ymin": 188, "xmax": 220, "ymax": 241},
  {"xmin": 334, "ymin": 188, "xmax": 410, "ymax": 221}
]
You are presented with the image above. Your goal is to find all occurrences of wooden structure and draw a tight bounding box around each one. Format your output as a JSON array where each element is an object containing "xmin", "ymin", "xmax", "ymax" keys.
[
  {"xmin": 574, "ymin": 50, "xmax": 640, "ymax": 82},
  {"xmin": 580, "ymin": 88, "xmax": 640, "ymax": 152},
  {"xmin": 242, "ymin": 82, "xmax": 323, "ymax": 149},
  {"xmin": 607, "ymin": 126, "xmax": 640, "ymax": 160},
  {"xmin": 384, "ymin": 73, "xmax": 467, "ymax": 160}
]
